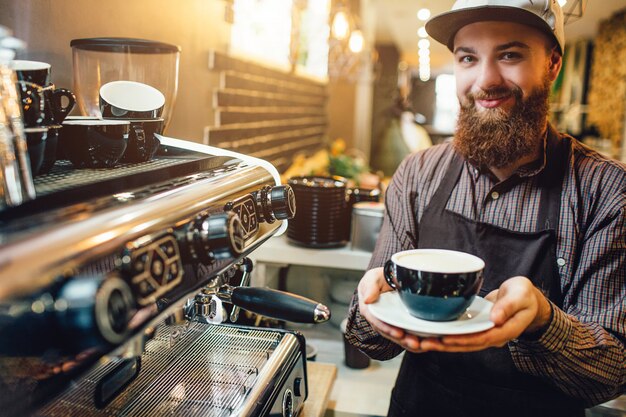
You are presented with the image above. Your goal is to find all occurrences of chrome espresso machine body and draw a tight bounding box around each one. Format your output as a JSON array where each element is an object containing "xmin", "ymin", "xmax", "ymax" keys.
[{"xmin": 0, "ymin": 137, "xmax": 326, "ymax": 417}]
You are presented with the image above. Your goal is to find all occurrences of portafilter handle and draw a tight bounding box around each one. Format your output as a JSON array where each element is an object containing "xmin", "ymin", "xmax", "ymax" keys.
[{"xmin": 216, "ymin": 284, "xmax": 331, "ymax": 324}]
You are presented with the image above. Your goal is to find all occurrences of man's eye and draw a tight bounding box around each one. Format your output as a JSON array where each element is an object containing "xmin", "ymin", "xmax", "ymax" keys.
[
  {"xmin": 501, "ymin": 52, "xmax": 521, "ymax": 60},
  {"xmin": 459, "ymin": 55, "xmax": 474, "ymax": 63}
]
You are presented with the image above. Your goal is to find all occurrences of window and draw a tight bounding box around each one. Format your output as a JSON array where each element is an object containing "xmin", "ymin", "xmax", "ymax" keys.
[
  {"xmin": 295, "ymin": 0, "xmax": 330, "ymax": 78},
  {"xmin": 433, "ymin": 74, "xmax": 458, "ymax": 133},
  {"xmin": 230, "ymin": 0, "xmax": 330, "ymax": 78},
  {"xmin": 230, "ymin": 0, "xmax": 294, "ymax": 68}
]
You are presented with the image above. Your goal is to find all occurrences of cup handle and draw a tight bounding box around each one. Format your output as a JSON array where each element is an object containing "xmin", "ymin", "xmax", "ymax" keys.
[
  {"xmin": 383, "ymin": 260, "xmax": 398, "ymax": 290},
  {"xmin": 131, "ymin": 125, "xmax": 148, "ymax": 159},
  {"xmin": 50, "ymin": 88, "xmax": 76, "ymax": 122}
]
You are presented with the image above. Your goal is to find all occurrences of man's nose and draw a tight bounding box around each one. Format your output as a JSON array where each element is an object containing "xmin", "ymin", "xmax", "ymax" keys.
[{"xmin": 475, "ymin": 61, "xmax": 505, "ymax": 91}]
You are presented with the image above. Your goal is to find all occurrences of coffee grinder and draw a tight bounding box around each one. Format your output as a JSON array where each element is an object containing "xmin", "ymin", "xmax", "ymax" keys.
[{"xmin": 70, "ymin": 38, "xmax": 181, "ymax": 130}]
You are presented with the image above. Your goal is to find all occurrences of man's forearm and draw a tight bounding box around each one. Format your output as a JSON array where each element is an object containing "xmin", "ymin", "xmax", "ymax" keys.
[{"xmin": 510, "ymin": 301, "xmax": 625, "ymax": 406}]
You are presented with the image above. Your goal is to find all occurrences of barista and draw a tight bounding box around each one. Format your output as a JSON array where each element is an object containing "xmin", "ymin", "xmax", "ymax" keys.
[{"xmin": 345, "ymin": 1, "xmax": 626, "ymax": 416}]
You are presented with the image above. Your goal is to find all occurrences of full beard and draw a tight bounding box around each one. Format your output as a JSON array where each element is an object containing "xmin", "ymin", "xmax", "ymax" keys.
[{"xmin": 453, "ymin": 77, "xmax": 551, "ymax": 169}]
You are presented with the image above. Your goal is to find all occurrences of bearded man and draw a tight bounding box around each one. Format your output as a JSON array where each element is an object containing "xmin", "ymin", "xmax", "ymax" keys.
[{"xmin": 344, "ymin": 1, "xmax": 626, "ymax": 416}]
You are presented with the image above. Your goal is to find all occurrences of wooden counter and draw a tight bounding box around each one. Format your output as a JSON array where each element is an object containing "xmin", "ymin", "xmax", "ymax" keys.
[{"xmin": 300, "ymin": 362, "xmax": 337, "ymax": 417}]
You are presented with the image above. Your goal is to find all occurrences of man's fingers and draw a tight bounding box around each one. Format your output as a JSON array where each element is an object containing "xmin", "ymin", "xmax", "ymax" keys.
[
  {"xmin": 488, "ymin": 277, "xmax": 537, "ymax": 326},
  {"xmin": 484, "ymin": 289, "xmax": 499, "ymax": 303},
  {"xmin": 357, "ymin": 267, "xmax": 392, "ymax": 304}
]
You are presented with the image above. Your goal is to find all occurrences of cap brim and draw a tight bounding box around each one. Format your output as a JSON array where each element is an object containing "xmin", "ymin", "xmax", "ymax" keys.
[{"xmin": 425, "ymin": 6, "xmax": 560, "ymax": 53}]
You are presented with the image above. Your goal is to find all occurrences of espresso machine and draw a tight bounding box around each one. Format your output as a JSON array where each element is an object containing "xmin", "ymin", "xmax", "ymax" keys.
[{"xmin": 0, "ymin": 37, "xmax": 329, "ymax": 417}]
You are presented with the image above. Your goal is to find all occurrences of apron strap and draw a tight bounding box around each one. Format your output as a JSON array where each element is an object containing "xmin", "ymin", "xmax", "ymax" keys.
[
  {"xmin": 538, "ymin": 126, "xmax": 570, "ymax": 231},
  {"xmin": 425, "ymin": 151, "xmax": 465, "ymax": 215}
]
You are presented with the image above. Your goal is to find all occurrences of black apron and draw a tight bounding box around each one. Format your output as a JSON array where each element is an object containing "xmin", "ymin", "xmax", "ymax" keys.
[{"xmin": 388, "ymin": 131, "xmax": 585, "ymax": 417}]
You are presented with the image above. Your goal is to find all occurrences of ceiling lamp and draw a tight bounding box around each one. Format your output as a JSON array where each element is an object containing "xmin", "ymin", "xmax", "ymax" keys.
[
  {"xmin": 561, "ymin": 0, "xmax": 587, "ymax": 24},
  {"xmin": 417, "ymin": 8, "xmax": 431, "ymax": 21},
  {"xmin": 331, "ymin": 8, "xmax": 350, "ymax": 40},
  {"xmin": 349, "ymin": 29, "xmax": 364, "ymax": 53},
  {"xmin": 328, "ymin": 0, "xmax": 369, "ymax": 81}
]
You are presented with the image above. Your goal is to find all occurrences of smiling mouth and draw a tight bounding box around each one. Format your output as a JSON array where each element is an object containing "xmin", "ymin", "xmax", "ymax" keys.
[{"xmin": 476, "ymin": 96, "xmax": 513, "ymax": 109}]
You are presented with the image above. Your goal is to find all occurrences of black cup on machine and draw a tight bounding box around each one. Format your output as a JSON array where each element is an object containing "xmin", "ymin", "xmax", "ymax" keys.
[
  {"xmin": 24, "ymin": 127, "xmax": 48, "ymax": 175},
  {"xmin": 384, "ymin": 249, "xmax": 485, "ymax": 321},
  {"xmin": 119, "ymin": 118, "xmax": 164, "ymax": 163},
  {"xmin": 39, "ymin": 125, "xmax": 61, "ymax": 175},
  {"xmin": 99, "ymin": 80, "xmax": 165, "ymax": 119},
  {"xmin": 11, "ymin": 59, "xmax": 51, "ymax": 86},
  {"xmin": 59, "ymin": 119, "xmax": 130, "ymax": 168},
  {"xmin": 15, "ymin": 81, "xmax": 46, "ymax": 127},
  {"xmin": 12, "ymin": 60, "xmax": 76, "ymax": 126},
  {"xmin": 41, "ymin": 83, "xmax": 75, "ymax": 125}
]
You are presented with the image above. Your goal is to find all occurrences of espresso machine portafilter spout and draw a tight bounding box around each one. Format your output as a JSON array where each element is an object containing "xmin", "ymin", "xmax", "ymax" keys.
[{"xmin": 190, "ymin": 257, "xmax": 331, "ymax": 325}]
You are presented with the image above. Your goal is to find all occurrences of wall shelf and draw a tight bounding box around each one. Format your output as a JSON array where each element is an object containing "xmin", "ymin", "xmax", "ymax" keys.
[{"xmin": 249, "ymin": 234, "xmax": 372, "ymax": 271}]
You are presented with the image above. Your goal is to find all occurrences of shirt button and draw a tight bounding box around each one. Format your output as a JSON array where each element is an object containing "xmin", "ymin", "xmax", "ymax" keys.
[
  {"xmin": 491, "ymin": 191, "xmax": 500, "ymax": 200},
  {"xmin": 557, "ymin": 258, "xmax": 566, "ymax": 267}
]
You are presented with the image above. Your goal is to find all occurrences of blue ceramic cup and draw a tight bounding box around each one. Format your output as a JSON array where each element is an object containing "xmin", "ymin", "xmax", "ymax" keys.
[{"xmin": 384, "ymin": 249, "xmax": 485, "ymax": 321}]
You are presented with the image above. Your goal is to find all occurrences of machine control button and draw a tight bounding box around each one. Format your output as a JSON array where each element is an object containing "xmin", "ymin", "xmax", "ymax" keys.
[
  {"xmin": 167, "ymin": 262, "xmax": 180, "ymax": 282},
  {"xmin": 293, "ymin": 377, "xmax": 303, "ymax": 397},
  {"xmin": 151, "ymin": 254, "xmax": 165, "ymax": 281},
  {"xmin": 126, "ymin": 234, "xmax": 183, "ymax": 306},
  {"xmin": 56, "ymin": 274, "xmax": 134, "ymax": 347},
  {"xmin": 282, "ymin": 389, "xmax": 294, "ymax": 417},
  {"xmin": 229, "ymin": 194, "xmax": 259, "ymax": 239},
  {"xmin": 137, "ymin": 278, "xmax": 157, "ymax": 297},
  {"xmin": 183, "ymin": 212, "xmax": 246, "ymax": 263},
  {"xmin": 94, "ymin": 276, "xmax": 134, "ymax": 344},
  {"xmin": 256, "ymin": 185, "xmax": 296, "ymax": 223},
  {"xmin": 270, "ymin": 185, "xmax": 296, "ymax": 220}
]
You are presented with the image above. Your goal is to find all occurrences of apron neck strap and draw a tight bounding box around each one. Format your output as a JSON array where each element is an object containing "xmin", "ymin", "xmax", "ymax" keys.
[{"xmin": 538, "ymin": 125, "xmax": 571, "ymax": 231}]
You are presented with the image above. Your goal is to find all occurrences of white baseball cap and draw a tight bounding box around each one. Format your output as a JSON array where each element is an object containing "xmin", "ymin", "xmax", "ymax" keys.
[{"xmin": 425, "ymin": 0, "xmax": 565, "ymax": 54}]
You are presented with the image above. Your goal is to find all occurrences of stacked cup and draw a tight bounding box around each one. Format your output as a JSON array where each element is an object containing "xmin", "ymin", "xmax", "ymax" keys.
[
  {"xmin": 100, "ymin": 81, "xmax": 165, "ymax": 163},
  {"xmin": 11, "ymin": 60, "xmax": 76, "ymax": 175},
  {"xmin": 58, "ymin": 81, "xmax": 165, "ymax": 168}
]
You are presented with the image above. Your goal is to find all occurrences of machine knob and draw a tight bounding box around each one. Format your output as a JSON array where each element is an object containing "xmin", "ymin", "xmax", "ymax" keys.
[
  {"xmin": 185, "ymin": 211, "xmax": 246, "ymax": 263},
  {"xmin": 256, "ymin": 185, "xmax": 296, "ymax": 223},
  {"xmin": 57, "ymin": 274, "xmax": 134, "ymax": 347}
]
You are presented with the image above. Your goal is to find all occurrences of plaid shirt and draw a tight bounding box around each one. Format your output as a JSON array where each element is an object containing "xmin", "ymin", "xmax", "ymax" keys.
[{"xmin": 345, "ymin": 130, "xmax": 626, "ymax": 406}]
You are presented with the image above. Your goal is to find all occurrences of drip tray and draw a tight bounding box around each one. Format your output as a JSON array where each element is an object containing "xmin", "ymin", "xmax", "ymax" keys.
[{"xmin": 38, "ymin": 324, "xmax": 300, "ymax": 417}]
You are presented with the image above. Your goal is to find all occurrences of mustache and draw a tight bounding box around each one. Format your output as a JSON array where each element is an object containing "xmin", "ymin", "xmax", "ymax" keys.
[{"xmin": 466, "ymin": 86, "xmax": 522, "ymax": 103}]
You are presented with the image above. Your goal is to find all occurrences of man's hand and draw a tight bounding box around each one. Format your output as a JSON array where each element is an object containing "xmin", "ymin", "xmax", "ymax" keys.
[
  {"xmin": 357, "ymin": 267, "xmax": 424, "ymax": 352},
  {"xmin": 419, "ymin": 276, "xmax": 553, "ymax": 352}
]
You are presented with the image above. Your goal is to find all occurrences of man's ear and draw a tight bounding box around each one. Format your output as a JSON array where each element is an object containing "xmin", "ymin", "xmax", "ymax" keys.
[{"xmin": 547, "ymin": 49, "xmax": 562, "ymax": 81}]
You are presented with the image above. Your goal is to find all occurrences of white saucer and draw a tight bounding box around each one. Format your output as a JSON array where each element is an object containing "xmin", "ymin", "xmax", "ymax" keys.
[{"xmin": 369, "ymin": 292, "xmax": 494, "ymax": 337}]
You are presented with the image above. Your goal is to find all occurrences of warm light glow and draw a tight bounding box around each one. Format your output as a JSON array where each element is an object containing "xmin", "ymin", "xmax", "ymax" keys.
[
  {"xmin": 418, "ymin": 48, "xmax": 430, "ymax": 57},
  {"xmin": 417, "ymin": 8, "xmax": 431, "ymax": 21},
  {"xmin": 418, "ymin": 39, "xmax": 430, "ymax": 49},
  {"xmin": 417, "ymin": 26, "xmax": 428, "ymax": 38},
  {"xmin": 419, "ymin": 55, "xmax": 430, "ymax": 65},
  {"xmin": 331, "ymin": 10, "xmax": 350, "ymax": 40},
  {"xmin": 557, "ymin": 0, "xmax": 567, "ymax": 6},
  {"xmin": 348, "ymin": 30, "xmax": 364, "ymax": 53}
]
